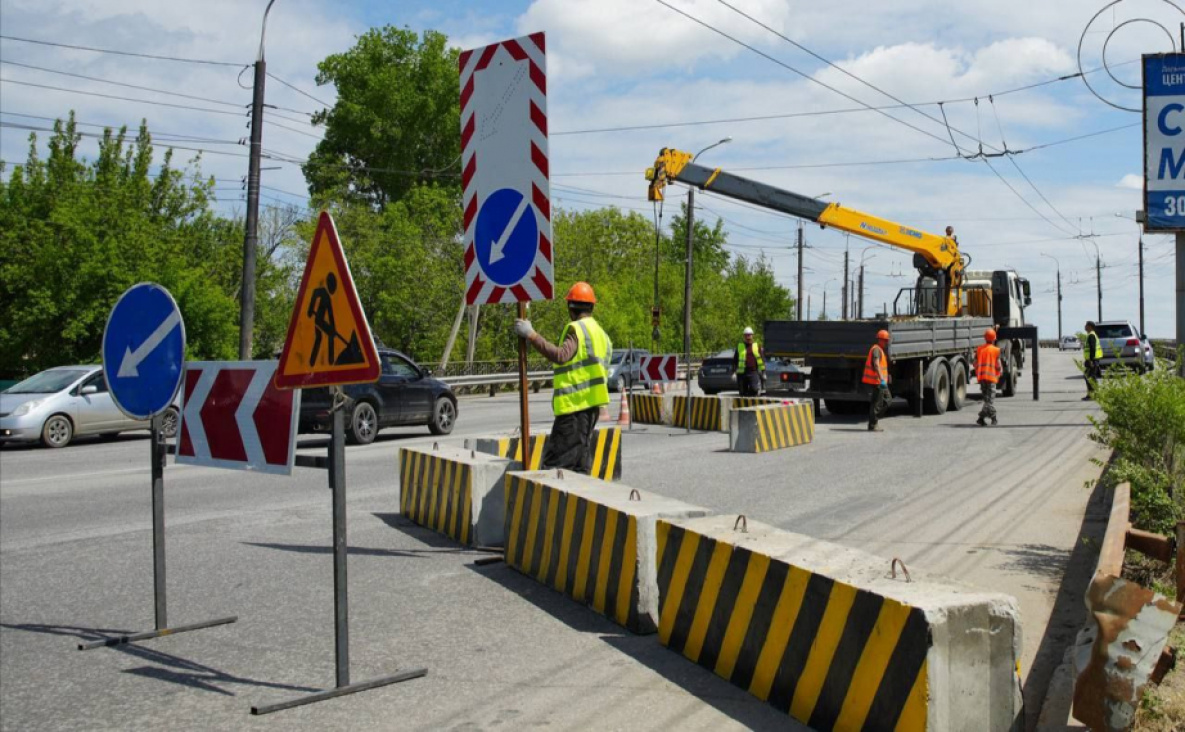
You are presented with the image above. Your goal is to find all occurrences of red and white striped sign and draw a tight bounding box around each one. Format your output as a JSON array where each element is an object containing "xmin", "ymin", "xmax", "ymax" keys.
[
  {"xmin": 459, "ymin": 33, "xmax": 553, "ymax": 305},
  {"xmin": 639, "ymin": 355, "xmax": 678, "ymax": 384},
  {"xmin": 176, "ymin": 361, "xmax": 300, "ymax": 475}
]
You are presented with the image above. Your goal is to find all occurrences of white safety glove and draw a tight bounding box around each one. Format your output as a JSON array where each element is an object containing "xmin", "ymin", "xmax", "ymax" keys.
[{"xmin": 513, "ymin": 319, "xmax": 535, "ymax": 340}]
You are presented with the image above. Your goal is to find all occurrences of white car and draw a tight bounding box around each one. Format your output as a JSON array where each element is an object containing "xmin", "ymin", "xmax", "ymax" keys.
[
  {"xmin": 1058, "ymin": 336, "xmax": 1082, "ymax": 352},
  {"xmin": 0, "ymin": 366, "xmax": 179, "ymax": 448}
]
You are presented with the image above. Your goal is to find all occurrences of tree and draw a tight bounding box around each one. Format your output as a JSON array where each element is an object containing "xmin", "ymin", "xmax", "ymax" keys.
[
  {"xmin": 0, "ymin": 115, "xmax": 246, "ymax": 376},
  {"xmin": 305, "ymin": 28, "xmax": 461, "ymax": 206}
]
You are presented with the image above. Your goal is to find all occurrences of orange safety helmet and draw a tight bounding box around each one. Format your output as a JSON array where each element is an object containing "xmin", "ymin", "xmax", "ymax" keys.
[
  {"xmin": 876, "ymin": 329, "xmax": 890, "ymax": 341},
  {"xmin": 566, "ymin": 281, "xmax": 597, "ymax": 304},
  {"xmin": 984, "ymin": 328, "xmax": 997, "ymax": 343}
]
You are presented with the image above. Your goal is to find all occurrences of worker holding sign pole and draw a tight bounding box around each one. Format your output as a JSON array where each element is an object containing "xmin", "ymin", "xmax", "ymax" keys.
[{"xmin": 514, "ymin": 282, "xmax": 612, "ymax": 473}]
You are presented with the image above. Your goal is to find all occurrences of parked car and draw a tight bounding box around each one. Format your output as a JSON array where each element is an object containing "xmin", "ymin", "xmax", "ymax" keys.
[
  {"xmin": 1059, "ymin": 335, "xmax": 1082, "ymax": 352},
  {"xmin": 1139, "ymin": 333, "xmax": 1156, "ymax": 371},
  {"xmin": 298, "ymin": 349, "xmax": 457, "ymax": 445},
  {"xmin": 765, "ymin": 356, "xmax": 806, "ymax": 394},
  {"xmin": 1093, "ymin": 320, "xmax": 1151, "ymax": 374},
  {"xmin": 697, "ymin": 349, "xmax": 736, "ymax": 395},
  {"xmin": 607, "ymin": 348, "xmax": 650, "ymax": 392},
  {"xmin": 0, "ymin": 365, "xmax": 179, "ymax": 448}
]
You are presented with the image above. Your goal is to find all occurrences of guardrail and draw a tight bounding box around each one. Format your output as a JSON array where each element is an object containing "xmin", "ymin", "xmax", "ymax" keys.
[
  {"xmin": 1071, "ymin": 482, "xmax": 1184, "ymax": 731},
  {"xmin": 440, "ymin": 360, "xmax": 705, "ymax": 396}
]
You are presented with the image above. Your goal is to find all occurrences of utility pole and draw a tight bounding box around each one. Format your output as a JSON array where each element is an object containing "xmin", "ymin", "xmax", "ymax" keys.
[
  {"xmin": 1138, "ymin": 235, "xmax": 1145, "ymax": 336},
  {"xmin": 239, "ymin": 0, "xmax": 277, "ymax": 360},
  {"xmin": 684, "ymin": 186, "xmax": 694, "ymax": 433},
  {"xmin": 1096, "ymin": 255, "xmax": 1102, "ymax": 321},
  {"xmin": 822, "ymin": 289, "xmax": 827, "ymax": 320},
  {"xmin": 841, "ymin": 243, "xmax": 850, "ymax": 321},
  {"xmin": 796, "ymin": 220, "xmax": 804, "ymax": 320},
  {"xmin": 1041, "ymin": 253, "xmax": 1062, "ymax": 342},
  {"xmin": 1177, "ymin": 230, "xmax": 1184, "ymax": 376},
  {"xmin": 858, "ymin": 266, "xmax": 865, "ymax": 319}
]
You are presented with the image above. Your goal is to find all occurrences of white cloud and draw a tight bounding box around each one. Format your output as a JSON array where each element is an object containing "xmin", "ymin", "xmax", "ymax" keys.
[{"xmin": 1117, "ymin": 174, "xmax": 1143, "ymax": 190}]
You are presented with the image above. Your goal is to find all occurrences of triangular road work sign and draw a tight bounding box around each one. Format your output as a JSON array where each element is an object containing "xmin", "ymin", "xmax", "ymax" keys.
[{"xmin": 275, "ymin": 211, "xmax": 380, "ymax": 389}]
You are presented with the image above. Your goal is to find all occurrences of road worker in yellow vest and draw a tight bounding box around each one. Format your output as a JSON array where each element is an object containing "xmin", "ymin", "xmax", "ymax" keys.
[
  {"xmin": 513, "ymin": 282, "xmax": 613, "ymax": 474},
  {"xmin": 862, "ymin": 329, "xmax": 891, "ymax": 432},
  {"xmin": 975, "ymin": 328, "xmax": 1003, "ymax": 426},
  {"xmin": 1082, "ymin": 320, "xmax": 1103, "ymax": 400},
  {"xmin": 733, "ymin": 327, "xmax": 766, "ymax": 397}
]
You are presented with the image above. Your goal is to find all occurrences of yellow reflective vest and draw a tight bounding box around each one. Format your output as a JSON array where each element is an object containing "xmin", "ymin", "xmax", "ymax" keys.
[
  {"xmin": 552, "ymin": 316, "xmax": 612, "ymax": 416},
  {"xmin": 736, "ymin": 342, "xmax": 765, "ymax": 375}
]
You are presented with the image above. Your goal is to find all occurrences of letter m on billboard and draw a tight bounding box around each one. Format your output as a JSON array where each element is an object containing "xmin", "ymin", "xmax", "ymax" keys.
[{"xmin": 1144, "ymin": 53, "xmax": 1185, "ymax": 231}]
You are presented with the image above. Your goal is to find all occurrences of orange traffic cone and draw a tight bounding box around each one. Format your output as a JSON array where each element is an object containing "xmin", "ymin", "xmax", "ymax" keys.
[
  {"xmin": 600, "ymin": 404, "xmax": 611, "ymax": 422},
  {"xmin": 618, "ymin": 388, "xmax": 631, "ymax": 427}
]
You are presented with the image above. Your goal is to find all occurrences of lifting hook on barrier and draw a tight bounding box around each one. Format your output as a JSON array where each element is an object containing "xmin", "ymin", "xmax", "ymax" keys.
[
  {"xmin": 557, "ymin": 469, "xmax": 565, "ymax": 479},
  {"xmin": 628, "ymin": 489, "xmax": 641, "ymax": 501},
  {"xmin": 734, "ymin": 515, "xmax": 748, "ymax": 533},
  {"xmin": 890, "ymin": 557, "xmax": 912, "ymax": 582},
  {"xmin": 433, "ymin": 442, "xmax": 439, "ymax": 451}
]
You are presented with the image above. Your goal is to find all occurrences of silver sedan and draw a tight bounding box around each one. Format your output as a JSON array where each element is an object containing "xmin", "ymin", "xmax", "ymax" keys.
[{"xmin": 0, "ymin": 366, "xmax": 179, "ymax": 448}]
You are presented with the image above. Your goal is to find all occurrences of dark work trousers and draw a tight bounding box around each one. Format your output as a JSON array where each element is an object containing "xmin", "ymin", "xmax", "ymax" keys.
[
  {"xmin": 978, "ymin": 382, "xmax": 997, "ymax": 421},
  {"xmin": 541, "ymin": 406, "xmax": 600, "ymax": 474},
  {"xmin": 867, "ymin": 384, "xmax": 890, "ymax": 428},
  {"xmin": 737, "ymin": 371, "xmax": 762, "ymax": 397},
  {"xmin": 1084, "ymin": 360, "xmax": 1101, "ymax": 394}
]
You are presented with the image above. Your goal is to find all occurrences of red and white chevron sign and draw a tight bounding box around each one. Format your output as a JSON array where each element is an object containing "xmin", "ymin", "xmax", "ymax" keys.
[
  {"xmin": 639, "ymin": 355, "xmax": 678, "ymax": 384},
  {"xmin": 459, "ymin": 33, "xmax": 554, "ymax": 305},
  {"xmin": 176, "ymin": 361, "xmax": 300, "ymax": 475}
]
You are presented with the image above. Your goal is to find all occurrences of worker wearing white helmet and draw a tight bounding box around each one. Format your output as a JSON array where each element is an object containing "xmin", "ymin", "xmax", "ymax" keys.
[{"xmin": 733, "ymin": 327, "xmax": 766, "ymax": 397}]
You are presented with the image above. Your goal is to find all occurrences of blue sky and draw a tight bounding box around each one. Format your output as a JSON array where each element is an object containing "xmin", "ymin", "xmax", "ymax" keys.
[{"xmin": 0, "ymin": 0, "xmax": 1177, "ymax": 337}]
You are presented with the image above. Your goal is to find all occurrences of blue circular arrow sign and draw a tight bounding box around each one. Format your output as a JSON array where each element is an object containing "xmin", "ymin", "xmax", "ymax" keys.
[
  {"xmin": 102, "ymin": 283, "xmax": 186, "ymax": 420},
  {"xmin": 475, "ymin": 187, "xmax": 538, "ymax": 287}
]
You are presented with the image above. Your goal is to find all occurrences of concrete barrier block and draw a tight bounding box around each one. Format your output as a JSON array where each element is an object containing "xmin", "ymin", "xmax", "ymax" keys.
[
  {"xmin": 671, "ymin": 395, "xmax": 786, "ymax": 432},
  {"xmin": 470, "ymin": 427, "xmax": 622, "ymax": 481},
  {"xmin": 399, "ymin": 445, "xmax": 514, "ymax": 547},
  {"xmin": 628, "ymin": 393, "xmax": 666, "ymax": 425},
  {"xmin": 656, "ymin": 515, "xmax": 1022, "ymax": 731},
  {"xmin": 729, "ymin": 402, "xmax": 815, "ymax": 453},
  {"xmin": 503, "ymin": 471, "xmax": 709, "ymax": 633}
]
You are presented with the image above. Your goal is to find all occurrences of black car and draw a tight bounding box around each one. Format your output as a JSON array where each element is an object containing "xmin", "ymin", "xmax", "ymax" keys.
[{"xmin": 299, "ymin": 349, "xmax": 457, "ymax": 444}]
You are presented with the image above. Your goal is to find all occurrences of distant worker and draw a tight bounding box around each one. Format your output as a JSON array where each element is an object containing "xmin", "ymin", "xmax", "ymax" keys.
[
  {"xmin": 975, "ymin": 329, "xmax": 1002, "ymax": 426},
  {"xmin": 733, "ymin": 327, "xmax": 766, "ymax": 396},
  {"xmin": 945, "ymin": 225, "xmax": 958, "ymax": 243},
  {"xmin": 862, "ymin": 329, "xmax": 891, "ymax": 432},
  {"xmin": 1082, "ymin": 320, "xmax": 1102, "ymax": 400},
  {"xmin": 513, "ymin": 282, "xmax": 613, "ymax": 474}
]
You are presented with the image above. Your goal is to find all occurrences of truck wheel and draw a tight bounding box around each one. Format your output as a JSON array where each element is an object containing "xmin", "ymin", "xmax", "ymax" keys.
[
  {"xmin": 1001, "ymin": 353, "xmax": 1019, "ymax": 398},
  {"xmin": 925, "ymin": 362, "xmax": 950, "ymax": 415},
  {"xmin": 948, "ymin": 361, "xmax": 967, "ymax": 411}
]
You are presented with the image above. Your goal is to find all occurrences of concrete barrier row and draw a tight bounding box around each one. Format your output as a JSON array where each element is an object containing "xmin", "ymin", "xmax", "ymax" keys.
[
  {"xmin": 630, "ymin": 392, "xmax": 789, "ymax": 432},
  {"xmin": 472, "ymin": 427, "xmax": 622, "ymax": 481},
  {"xmin": 729, "ymin": 402, "xmax": 815, "ymax": 453},
  {"xmin": 503, "ymin": 471, "xmax": 707, "ymax": 633},
  {"xmin": 629, "ymin": 393, "xmax": 665, "ymax": 425}
]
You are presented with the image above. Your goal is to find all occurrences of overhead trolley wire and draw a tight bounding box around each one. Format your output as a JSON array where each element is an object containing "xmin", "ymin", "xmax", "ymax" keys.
[{"xmin": 267, "ymin": 72, "xmax": 333, "ymax": 108}]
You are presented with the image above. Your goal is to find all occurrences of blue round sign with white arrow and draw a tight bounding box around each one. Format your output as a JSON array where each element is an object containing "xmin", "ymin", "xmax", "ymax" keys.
[
  {"xmin": 102, "ymin": 283, "xmax": 186, "ymax": 421},
  {"xmin": 475, "ymin": 187, "xmax": 539, "ymax": 287}
]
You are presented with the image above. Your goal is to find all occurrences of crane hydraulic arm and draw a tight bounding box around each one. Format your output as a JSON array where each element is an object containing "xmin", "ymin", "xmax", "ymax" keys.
[{"xmin": 646, "ymin": 148, "xmax": 965, "ymax": 315}]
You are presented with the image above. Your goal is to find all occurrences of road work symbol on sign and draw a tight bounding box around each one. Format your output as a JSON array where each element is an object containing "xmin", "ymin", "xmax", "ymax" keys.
[
  {"xmin": 476, "ymin": 187, "xmax": 539, "ymax": 286},
  {"xmin": 102, "ymin": 282, "xmax": 186, "ymax": 420},
  {"xmin": 275, "ymin": 211, "xmax": 379, "ymax": 389}
]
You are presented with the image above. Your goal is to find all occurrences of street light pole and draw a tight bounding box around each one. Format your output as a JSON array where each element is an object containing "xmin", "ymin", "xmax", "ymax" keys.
[
  {"xmin": 1041, "ymin": 253, "xmax": 1062, "ymax": 342},
  {"xmin": 239, "ymin": 0, "xmax": 277, "ymax": 360},
  {"xmin": 684, "ymin": 137, "xmax": 731, "ymax": 433},
  {"xmin": 794, "ymin": 193, "xmax": 829, "ymax": 321},
  {"xmin": 1116, "ymin": 213, "xmax": 1147, "ymax": 336}
]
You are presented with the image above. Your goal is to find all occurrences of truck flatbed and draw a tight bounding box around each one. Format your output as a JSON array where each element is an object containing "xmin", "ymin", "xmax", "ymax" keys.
[{"xmin": 765, "ymin": 317, "xmax": 995, "ymax": 363}]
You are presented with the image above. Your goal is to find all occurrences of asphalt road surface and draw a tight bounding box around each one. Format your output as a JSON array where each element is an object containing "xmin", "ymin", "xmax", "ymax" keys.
[{"xmin": 0, "ymin": 350, "xmax": 1106, "ymax": 730}]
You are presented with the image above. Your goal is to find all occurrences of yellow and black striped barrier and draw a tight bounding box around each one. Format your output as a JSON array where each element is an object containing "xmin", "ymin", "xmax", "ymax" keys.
[
  {"xmin": 729, "ymin": 402, "xmax": 815, "ymax": 453},
  {"xmin": 654, "ymin": 515, "xmax": 1022, "ymax": 730},
  {"xmin": 472, "ymin": 427, "xmax": 622, "ymax": 481},
  {"xmin": 399, "ymin": 445, "xmax": 513, "ymax": 547},
  {"xmin": 628, "ymin": 393, "xmax": 665, "ymax": 425},
  {"xmin": 730, "ymin": 396, "xmax": 784, "ymax": 410},
  {"xmin": 503, "ymin": 471, "xmax": 708, "ymax": 633},
  {"xmin": 671, "ymin": 395, "xmax": 725, "ymax": 431}
]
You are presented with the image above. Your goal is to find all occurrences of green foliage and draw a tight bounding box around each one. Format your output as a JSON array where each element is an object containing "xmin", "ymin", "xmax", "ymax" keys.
[
  {"xmin": 306, "ymin": 27, "xmax": 460, "ymax": 206},
  {"xmin": 1089, "ymin": 363, "xmax": 1185, "ymax": 535}
]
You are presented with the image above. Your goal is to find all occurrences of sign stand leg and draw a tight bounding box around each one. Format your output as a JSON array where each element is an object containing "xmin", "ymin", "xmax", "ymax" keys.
[
  {"xmin": 251, "ymin": 388, "xmax": 426, "ymax": 715},
  {"xmin": 518, "ymin": 303, "xmax": 532, "ymax": 469},
  {"xmin": 79, "ymin": 415, "xmax": 237, "ymax": 650}
]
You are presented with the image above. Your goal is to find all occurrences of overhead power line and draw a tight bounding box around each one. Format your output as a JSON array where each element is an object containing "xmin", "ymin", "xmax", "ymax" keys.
[
  {"xmin": 267, "ymin": 72, "xmax": 333, "ymax": 108},
  {"xmin": 0, "ymin": 34, "xmax": 246, "ymax": 67},
  {"xmin": 0, "ymin": 77, "xmax": 245, "ymax": 116},
  {"xmin": 0, "ymin": 58, "xmax": 246, "ymax": 108}
]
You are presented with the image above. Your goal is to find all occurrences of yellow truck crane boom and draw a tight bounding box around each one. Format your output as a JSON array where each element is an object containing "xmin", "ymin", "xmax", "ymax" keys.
[{"xmin": 646, "ymin": 147, "xmax": 965, "ymax": 316}]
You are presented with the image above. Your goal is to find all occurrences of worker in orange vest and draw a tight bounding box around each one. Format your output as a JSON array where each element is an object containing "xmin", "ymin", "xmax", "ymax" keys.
[
  {"xmin": 975, "ymin": 328, "xmax": 1003, "ymax": 426},
  {"xmin": 862, "ymin": 329, "xmax": 891, "ymax": 432}
]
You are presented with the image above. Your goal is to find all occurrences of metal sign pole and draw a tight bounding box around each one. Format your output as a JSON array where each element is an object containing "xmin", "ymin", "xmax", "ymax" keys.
[
  {"xmin": 330, "ymin": 388, "xmax": 350, "ymax": 687},
  {"xmin": 151, "ymin": 414, "xmax": 167, "ymax": 630},
  {"xmin": 517, "ymin": 303, "xmax": 533, "ymax": 469}
]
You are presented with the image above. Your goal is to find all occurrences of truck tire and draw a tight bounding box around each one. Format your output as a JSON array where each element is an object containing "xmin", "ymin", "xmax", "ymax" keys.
[
  {"xmin": 949, "ymin": 360, "xmax": 968, "ymax": 411},
  {"xmin": 925, "ymin": 361, "xmax": 950, "ymax": 415},
  {"xmin": 1001, "ymin": 352, "xmax": 1019, "ymax": 398},
  {"xmin": 824, "ymin": 399, "xmax": 862, "ymax": 416}
]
